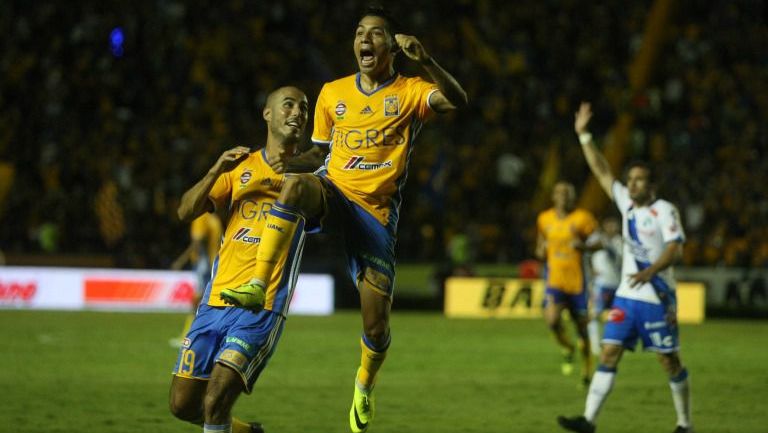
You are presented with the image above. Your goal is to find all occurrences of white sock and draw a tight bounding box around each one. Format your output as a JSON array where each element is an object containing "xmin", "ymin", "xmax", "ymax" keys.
[
  {"xmin": 587, "ymin": 319, "xmax": 601, "ymax": 355},
  {"xmin": 584, "ymin": 367, "xmax": 616, "ymax": 423},
  {"xmin": 203, "ymin": 423, "xmax": 232, "ymax": 433},
  {"xmin": 669, "ymin": 368, "xmax": 692, "ymax": 428}
]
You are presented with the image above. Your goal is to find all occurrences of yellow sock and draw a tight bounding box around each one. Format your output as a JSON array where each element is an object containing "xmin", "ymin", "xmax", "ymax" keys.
[
  {"xmin": 179, "ymin": 314, "xmax": 194, "ymax": 338},
  {"xmin": 231, "ymin": 418, "xmax": 250, "ymax": 433},
  {"xmin": 356, "ymin": 337, "xmax": 388, "ymax": 390},
  {"xmin": 253, "ymin": 203, "xmax": 303, "ymax": 284}
]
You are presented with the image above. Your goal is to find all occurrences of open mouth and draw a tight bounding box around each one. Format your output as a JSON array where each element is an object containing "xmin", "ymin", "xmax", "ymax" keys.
[
  {"xmin": 286, "ymin": 119, "xmax": 302, "ymax": 131},
  {"xmin": 359, "ymin": 48, "xmax": 375, "ymax": 67}
]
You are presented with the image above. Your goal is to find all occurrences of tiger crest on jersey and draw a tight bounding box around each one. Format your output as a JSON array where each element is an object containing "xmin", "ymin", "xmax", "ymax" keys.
[{"xmin": 384, "ymin": 95, "xmax": 399, "ymax": 117}]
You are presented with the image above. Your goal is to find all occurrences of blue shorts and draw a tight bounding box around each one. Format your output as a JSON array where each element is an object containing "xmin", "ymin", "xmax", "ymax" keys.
[
  {"xmin": 312, "ymin": 175, "xmax": 396, "ymax": 296},
  {"xmin": 592, "ymin": 284, "xmax": 618, "ymax": 313},
  {"xmin": 173, "ymin": 304, "xmax": 285, "ymax": 393},
  {"xmin": 544, "ymin": 287, "xmax": 589, "ymax": 317},
  {"xmin": 602, "ymin": 296, "xmax": 679, "ymax": 353}
]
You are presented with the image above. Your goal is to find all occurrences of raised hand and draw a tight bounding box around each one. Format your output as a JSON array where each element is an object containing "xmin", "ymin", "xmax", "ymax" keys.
[
  {"xmin": 574, "ymin": 102, "xmax": 593, "ymax": 135},
  {"xmin": 394, "ymin": 34, "xmax": 431, "ymax": 64},
  {"xmin": 210, "ymin": 146, "xmax": 250, "ymax": 176}
]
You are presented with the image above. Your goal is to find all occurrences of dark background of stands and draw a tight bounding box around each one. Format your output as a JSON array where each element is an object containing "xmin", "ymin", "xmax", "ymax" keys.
[{"xmin": 1, "ymin": 1, "xmax": 766, "ymax": 285}]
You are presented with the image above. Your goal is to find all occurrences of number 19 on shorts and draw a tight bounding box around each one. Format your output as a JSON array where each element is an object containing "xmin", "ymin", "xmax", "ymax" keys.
[{"xmin": 178, "ymin": 349, "xmax": 196, "ymax": 375}]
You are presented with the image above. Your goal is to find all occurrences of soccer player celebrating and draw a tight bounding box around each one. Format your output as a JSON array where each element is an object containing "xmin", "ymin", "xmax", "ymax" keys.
[
  {"xmin": 169, "ymin": 86, "xmax": 309, "ymax": 433},
  {"xmin": 219, "ymin": 6, "xmax": 467, "ymax": 432},
  {"xmin": 536, "ymin": 181, "xmax": 597, "ymax": 386},
  {"xmin": 558, "ymin": 102, "xmax": 693, "ymax": 433}
]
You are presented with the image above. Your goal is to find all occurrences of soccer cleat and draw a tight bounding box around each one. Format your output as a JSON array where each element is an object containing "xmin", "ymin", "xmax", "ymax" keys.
[
  {"xmin": 250, "ymin": 422, "xmax": 265, "ymax": 433},
  {"xmin": 561, "ymin": 351, "xmax": 575, "ymax": 376},
  {"xmin": 557, "ymin": 415, "xmax": 596, "ymax": 433},
  {"xmin": 673, "ymin": 426, "xmax": 694, "ymax": 433},
  {"xmin": 349, "ymin": 379, "xmax": 374, "ymax": 432},
  {"xmin": 220, "ymin": 279, "xmax": 267, "ymax": 311}
]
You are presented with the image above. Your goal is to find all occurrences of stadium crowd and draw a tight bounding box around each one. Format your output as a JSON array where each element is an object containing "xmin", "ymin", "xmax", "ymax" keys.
[{"xmin": 0, "ymin": 0, "xmax": 765, "ymax": 268}]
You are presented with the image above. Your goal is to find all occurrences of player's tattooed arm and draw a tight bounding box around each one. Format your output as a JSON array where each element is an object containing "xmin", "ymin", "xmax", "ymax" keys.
[
  {"xmin": 178, "ymin": 146, "xmax": 250, "ymax": 222},
  {"xmin": 395, "ymin": 34, "xmax": 468, "ymax": 112},
  {"xmin": 574, "ymin": 102, "xmax": 615, "ymax": 198}
]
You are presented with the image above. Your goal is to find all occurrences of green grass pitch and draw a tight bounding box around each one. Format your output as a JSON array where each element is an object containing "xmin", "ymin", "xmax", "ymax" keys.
[{"xmin": 1, "ymin": 310, "xmax": 766, "ymax": 432}]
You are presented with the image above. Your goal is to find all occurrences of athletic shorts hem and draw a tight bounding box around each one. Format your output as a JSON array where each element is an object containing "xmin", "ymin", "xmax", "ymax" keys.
[
  {"xmin": 360, "ymin": 281, "xmax": 393, "ymax": 298},
  {"xmin": 215, "ymin": 359, "xmax": 253, "ymax": 394},
  {"xmin": 643, "ymin": 345, "xmax": 680, "ymax": 354},
  {"xmin": 601, "ymin": 338, "xmax": 626, "ymax": 347},
  {"xmin": 172, "ymin": 372, "xmax": 210, "ymax": 381}
]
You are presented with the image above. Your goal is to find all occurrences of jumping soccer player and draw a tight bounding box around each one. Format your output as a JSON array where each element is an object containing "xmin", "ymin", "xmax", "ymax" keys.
[{"xmin": 220, "ymin": 6, "xmax": 467, "ymax": 432}]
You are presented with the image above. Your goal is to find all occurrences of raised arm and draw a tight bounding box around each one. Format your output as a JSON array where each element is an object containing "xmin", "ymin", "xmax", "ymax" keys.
[
  {"xmin": 177, "ymin": 146, "xmax": 250, "ymax": 222},
  {"xmin": 395, "ymin": 34, "xmax": 468, "ymax": 112},
  {"xmin": 574, "ymin": 102, "xmax": 615, "ymax": 199}
]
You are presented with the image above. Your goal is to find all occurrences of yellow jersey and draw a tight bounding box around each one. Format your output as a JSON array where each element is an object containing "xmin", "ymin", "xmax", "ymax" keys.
[
  {"xmin": 190, "ymin": 212, "xmax": 222, "ymax": 263},
  {"xmin": 537, "ymin": 208, "xmax": 597, "ymax": 294},
  {"xmin": 204, "ymin": 149, "xmax": 304, "ymax": 314},
  {"xmin": 311, "ymin": 73, "xmax": 438, "ymax": 225}
]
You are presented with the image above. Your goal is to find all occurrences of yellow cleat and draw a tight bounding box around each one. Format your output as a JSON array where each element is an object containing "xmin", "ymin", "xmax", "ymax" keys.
[
  {"xmin": 561, "ymin": 350, "xmax": 575, "ymax": 376},
  {"xmin": 219, "ymin": 279, "xmax": 266, "ymax": 311},
  {"xmin": 349, "ymin": 375, "xmax": 374, "ymax": 432}
]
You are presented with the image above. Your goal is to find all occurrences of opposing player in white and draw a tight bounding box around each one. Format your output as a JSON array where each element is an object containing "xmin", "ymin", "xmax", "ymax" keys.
[
  {"xmin": 558, "ymin": 102, "xmax": 693, "ymax": 433},
  {"xmin": 586, "ymin": 217, "xmax": 622, "ymax": 355}
]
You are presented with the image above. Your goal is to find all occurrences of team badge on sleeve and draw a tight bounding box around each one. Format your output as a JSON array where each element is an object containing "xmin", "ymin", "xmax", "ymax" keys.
[
  {"xmin": 335, "ymin": 101, "xmax": 347, "ymax": 119},
  {"xmin": 384, "ymin": 95, "xmax": 399, "ymax": 117}
]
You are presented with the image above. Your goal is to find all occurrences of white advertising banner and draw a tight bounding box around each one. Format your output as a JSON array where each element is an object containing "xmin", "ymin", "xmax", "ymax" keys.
[
  {"xmin": 0, "ymin": 267, "xmax": 86, "ymax": 310},
  {"xmin": 0, "ymin": 267, "xmax": 334, "ymax": 315}
]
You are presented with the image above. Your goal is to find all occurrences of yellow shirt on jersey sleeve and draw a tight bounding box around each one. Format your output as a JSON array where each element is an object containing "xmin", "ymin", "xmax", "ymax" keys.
[
  {"xmin": 537, "ymin": 208, "xmax": 598, "ymax": 294},
  {"xmin": 190, "ymin": 213, "xmax": 222, "ymax": 261},
  {"xmin": 311, "ymin": 73, "xmax": 437, "ymax": 225}
]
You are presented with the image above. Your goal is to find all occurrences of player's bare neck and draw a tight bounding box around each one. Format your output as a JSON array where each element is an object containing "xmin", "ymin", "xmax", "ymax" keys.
[
  {"xmin": 265, "ymin": 138, "xmax": 297, "ymax": 161},
  {"xmin": 634, "ymin": 194, "xmax": 655, "ymax": 207},
  {"xmin": 555, "ymin": 206, "xmax": 573, "ymax": 218},
  {"xmin": 359, "ymin": 68, "xmax": 396, "ymax": 93}
]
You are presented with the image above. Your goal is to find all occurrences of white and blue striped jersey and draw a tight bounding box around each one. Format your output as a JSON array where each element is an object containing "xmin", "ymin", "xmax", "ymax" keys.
[{"xmin": 612, "ymin": 181, "xmax": 685, "ymax": 304}]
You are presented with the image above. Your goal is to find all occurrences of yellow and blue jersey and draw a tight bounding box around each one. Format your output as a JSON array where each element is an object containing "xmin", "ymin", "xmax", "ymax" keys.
[
  {"xmin": 204, "ymin": 149, "xmax": 305, "ymax": 315},
  {"xmin": 311, "ymin": 73, "xmax": 438, "ymax": 226},
  {"xmin": 189, "ymin": 212, "xmax": 222, "ymax": 263},
  {"xmin": 537, "ymin": 208, "xmax": 597, "ymax": 294}
]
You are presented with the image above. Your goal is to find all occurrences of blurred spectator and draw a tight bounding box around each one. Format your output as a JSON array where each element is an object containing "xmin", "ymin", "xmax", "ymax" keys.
[{"xmin": 0, "ymin": 1, "xmax": 765, "ymax": 268}]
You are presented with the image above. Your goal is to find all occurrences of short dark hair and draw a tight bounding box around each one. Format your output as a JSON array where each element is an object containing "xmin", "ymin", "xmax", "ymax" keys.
[
  {"xmin": 358, "ymin": 4, "xmax": 402, "ymax": 42},
  {"xmin": 625, "ymin": 160, "xmax": 656, "ymax": 184}
]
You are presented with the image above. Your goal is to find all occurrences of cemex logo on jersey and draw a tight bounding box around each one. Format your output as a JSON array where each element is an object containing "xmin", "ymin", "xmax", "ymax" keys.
[
  {"xmin": 343, "ymin": 156, "xmax": 393, "ymax": 171},
  {"xmin": 232, "ymin": 227, "xmax": 260, "ymax": 244}
]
